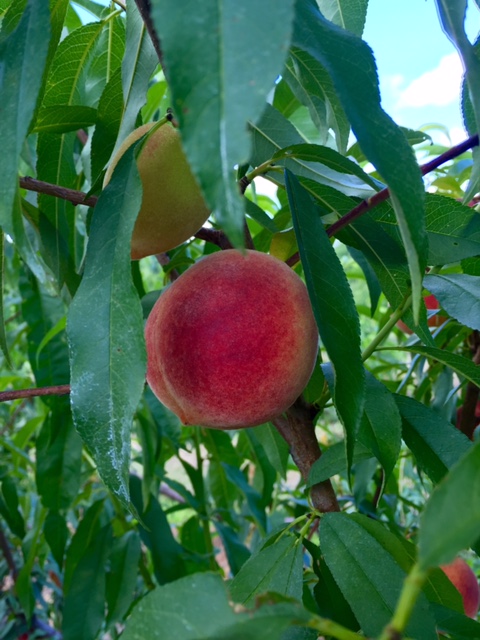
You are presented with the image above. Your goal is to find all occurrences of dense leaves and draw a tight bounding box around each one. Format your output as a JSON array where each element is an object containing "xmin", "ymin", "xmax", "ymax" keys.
[{"xmin": 0, "ymin": 1, "xmax": 480, "ymax": 639}]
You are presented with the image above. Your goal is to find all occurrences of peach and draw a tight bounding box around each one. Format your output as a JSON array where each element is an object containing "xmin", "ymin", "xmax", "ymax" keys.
[
  {"xmin": 104, "ymin": 122, "xmax": 210, "ymax": 260},
  {"xmin": 441, "ymin": 557, "xmax": 480, "ymax": 618},
  {"xmin": 145, "ymin": 250, "xmax": 318, "ymax": 429}
]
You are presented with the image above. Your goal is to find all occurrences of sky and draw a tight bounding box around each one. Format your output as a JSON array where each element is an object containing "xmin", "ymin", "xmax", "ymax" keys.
[{"xmin": 363, "ymin": 0, "xmax": 480, "ymax": 143}]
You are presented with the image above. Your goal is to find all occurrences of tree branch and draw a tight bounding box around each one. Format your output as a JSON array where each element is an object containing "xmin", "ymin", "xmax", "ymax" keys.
[
  {"xmin": 286, "ymin": 133, "xmax": 480, "ymax": 268},
  {"xmin": 0, "ymin": 385, "xmax": 70, "ymax": 403},
  {"xmin": 272, "ymin": 398, "xmax": 339, "ymax": 513},
  {"xmin": 19, "ymin": 176, "xmax": 98, "ymax": 208}
]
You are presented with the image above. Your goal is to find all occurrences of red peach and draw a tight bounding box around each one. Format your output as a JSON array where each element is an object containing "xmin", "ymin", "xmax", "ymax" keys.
[
  {"xmin": 145, "ymin": 250, "xmax": 318, "ymax": 429},
  {"xmin": 397, "ymin": 294, "xmax": 446, "ymax": 334},
  {"xmin": 441, "ymin": 557, "xmax": 480, "ymax": 618}
]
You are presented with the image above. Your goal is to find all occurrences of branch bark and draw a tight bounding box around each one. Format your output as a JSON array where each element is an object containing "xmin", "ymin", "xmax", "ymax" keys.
[{"xmin": 272, "ymin": 399, "xmax": 339, "ymax": 513}]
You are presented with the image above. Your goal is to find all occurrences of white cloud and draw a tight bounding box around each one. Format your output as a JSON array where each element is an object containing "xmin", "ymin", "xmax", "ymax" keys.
[{"xmin": 396, "ymin": 53, "xmax": 464, "ymax": 109}]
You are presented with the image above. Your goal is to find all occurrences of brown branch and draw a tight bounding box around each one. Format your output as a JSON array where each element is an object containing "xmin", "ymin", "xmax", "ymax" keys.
[
  {"xmin": 19, "ymin": 176, "xmax": 98, "ymax": 208},
  {"xmin": 286, "ymin": 133, "xmax": 480, "ymax": 268},
  {"xmin": 0, "ymin": 385, "xmax": 70, "ymax": 403},
  {"xmin": 272, "ymin": 398, "xmax": 339, "ymax": 513},
  {"xmin": 194, "ymin": 227, "xmax": 234, "ymax": 250},
  {"xmin": 133, "ymin": 0, "xmax": 164, "ymax": 68}
]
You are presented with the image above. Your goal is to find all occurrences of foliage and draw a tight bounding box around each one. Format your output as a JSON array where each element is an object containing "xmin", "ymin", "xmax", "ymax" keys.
[{"xmin": 0, "ymin": 0, "xmax": 479, "ymax": 639}]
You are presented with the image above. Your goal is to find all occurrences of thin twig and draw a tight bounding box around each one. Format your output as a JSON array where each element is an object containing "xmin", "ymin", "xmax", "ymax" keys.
[
  {"xmin": 0, "ymin": 385, "xmax": 70, "ymax": 403},
  {"xmin": 286, "ymin": 133, "xmax": 480, "ymax": 267},
  {"xmin": 19, "ymin": 177, "xmax": 98, "ymax": 208}
]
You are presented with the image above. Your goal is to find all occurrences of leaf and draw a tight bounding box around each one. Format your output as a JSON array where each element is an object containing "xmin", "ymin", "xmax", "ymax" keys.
[
  {"xmin": 425, "ymin": 273, "xmax": 480, "ymax": 331},
  {"xmin": 435, "ymin": 1, "xmax": 480, "ymax": 201},
  {"xmin": 121, "ymin": 572, "xmax": 311, "ymax": 640},
  {"xmin": 229, "ymin": 534, "xmax": 303, "ymax": 606},
  {"xmin": 109, "ymin": 0, "xmax": 158, "ymax": 159},
  {"xmin": 251, "ymin": 104, "xmax": 373, "ymax": 198},
  {"xmin": 91, "ymin": 67, "xmax": 124, "ymax": 183},
  {"xmin": 307, "ymin": 440, "xmax": 372, "ymax": 486},
  {"xmin": 214, "ymin": 522, "xmax": 251, "ymax": 576},
  {"xmin": 44, "ymin": 511, "xmax": 68, "ymax": 569},
  {"xmin": 35, "ymin": 398, "xmax": 83, "ymax": 511},
  {"xmin": 358, "ymin": 373, "xmax": 402, "ymax": 481},
  {"xmin": 385, "ymin": 346, "xmax": 480, "ymax": 388},
  {"xmin": 67, "ymin": 147, "xmax": 146, "ymax": 509},
  {"xmin": 33, "ymin": 105, "xmax": 97, "ymax": 133},
  {"xmin": 130, "ymin": 475, "xmax": 188, "ymax": 585},
  {"xmin": 347, "ymin": 246, "xmax": 382, "ymax": 317},
  {"xmin": 292, "ymin": 0, "xmax": 428, "ymax": 323},
  {"xmin": 252, "ymin": 423, "xmax": 290, "ymax": 479},
  {"xmin": 321, "ymin": 513, "xmax": 437, "ymax": 638},
  {"xmin": 373, "ymin": 194, "xmax": 480, "ymax": 266},
  {"xmin": 0, "ymin": 0, "xmax": 50, "ymax": 236},
  {"xmin": 285, "ymin": 169, "xmax": 365, "ymax": 470},
  {"xmin": 222, "ymin": 463, "xmax": 267, "ymax": 533},
  {"xmin": 63, "ymin": 524, "xmax": 113, "ymax": 640},
  {"xmin": 285, "ymin": 48, "xmax": 350, "ymax": 153},
  {"xmin": 0, "ymin": 233, "xmax": 11, "ymax": 365},
  {"xmin": 418, "ymin": 441, "xmax": 480, "ymax": 569},
  {"xmin": 272, "ymin": 143, "xmax": 378, "ymax": 190},
  {"xmin": 317, "ymin": 0, "xmax": 369, "ymax": 36},
  {"xmin": 105, "ymin": 531, "xmax": 142, "ymax": 625},
  {"xmin": 395, "ymin": 395, "xmax": 472, "ymax": 484},
  {"xmin": 151, "ymin": 0, "xmax": 295, "ymax": 246}
]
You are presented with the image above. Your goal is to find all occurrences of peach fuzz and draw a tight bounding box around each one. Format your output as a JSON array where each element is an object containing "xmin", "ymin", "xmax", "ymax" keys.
[
  {"xmin": 145, "ymin": 250, "xmax": 319, "ymax": 429},
  {"xmin": 441, "ymin": 557, "xmax": 480, "ymax": 618}
]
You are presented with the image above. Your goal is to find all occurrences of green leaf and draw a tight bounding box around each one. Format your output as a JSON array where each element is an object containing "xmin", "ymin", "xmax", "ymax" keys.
[
  {"xmin": 151, "ymin": 0, "xmax": 295, "ymax": 246},
  {"xmin": 317, "ymin": 0, "xmax": 368, "ymax": 36},
  {"xmin": 321, "ymin": 513, "xmax": 437, "ymax": 638},
  {"xmin": 251, "ymin": 104, "xmax": 373, "ymax": 198},
  {"xmin": 0, "ymin": 0, "xmax": 50, "ymax": 236},
  {"xmin": 110, "ymin": 0, "xmax": 158, "ymax": 158},
  {"xmin": 44, "ymin": 511, "xmax": 68, "ymax": 569},
  {"xmin": 347, "ymin": 246, "xmax": 382, "ymax": 317},
  {"xmin": 33, "ymin": 105, "xmax": 97, "ymax": 133},
  {"xmin": 214, "ymin": 522, "xmax": 251, "ymax": 576},
  {"xmin": 384, "ymin": 346, "xmax": 480, "ymax": 388},
  {"xmin": 105, "ymin": 531, "xmax": 142, "ymax": 625},
  {"xmin": 130, "ymin": 475, "xmax": 188, "ymax": 585},
  {"xmin": 419, "ymin": 441, "xmax": 480, "ymax": 569},
  {"xmin": 0, "ymin": 233, "xmax": 11, "ymax": 366},
  {"xmin": 435, "ymin": 1, "xmax": 480, "ymax": 202},
  {"xmin": 91, "ymin": 67, "xmax": 123, "ymax": 182},
  {"xmin": 292, "ymin": 0, "xmax": 428, "ymax": 323},
  {"xmin": 67, "ymin": 147, "xmax": 146, "ymax": 509},
  {"xmin": 35, "ymin": 398, "xmax": 83, "ymax": 511},
  {"xmin": 307, "ymin": 440, "xmax": 372, "ymax": 486},
  {"xmin": 0, "ymin": 477, "xmax": 25, "ymax": 539},
  {"xmin": 252, "ymin": 423, "xmax": 290, "ymax": 479},
  {"xmin": 358, "ymin": 373, "xmax": 402, "ymax": 481},
  {"xmin": 425, "ymin": 273, "xmax": 480, "ymax": 331},
  {"xmin": 285, "ymin": 169, "xmax": 365, "ymax": 469},
  {"xmin": 63, "ymin": 524, "xmax": 113, "ymax": 640},
  {"xmin": 222, "ymin": 463, "xmax": 267, "ymax": 533},
  {"xmin": 229, "ymin": 534, "xmax": 303, "ymax": 606},
  {"xmin": 122, "ymin": 572, "xmax": 312, "ymax": 640},
  {"xmin": 272, "ymin": 143, "xmax": 378, "ymax": 190},
  {"xmin": 373, "ymin": 195, "xmax": 480, "ymax": 266},
  {"xmin": 285, "ymin": 48, "xmax": 350, "ymax": 153},
  {"xmin": 396, "ymin": 395, "xmax": 472, "ymax": 484}
]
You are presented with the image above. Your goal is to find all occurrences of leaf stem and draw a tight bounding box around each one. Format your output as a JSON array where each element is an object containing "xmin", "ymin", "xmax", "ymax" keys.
[
  {"xmin": 377, "ymin": 563, "xmax": 428, "ymax": 640},
  {"xmin": 307, "ymin": 614, "xmax": 364, "ymax": 640},
  {"xmin": 362, "ymin": 295, "xmax": 412, "ymax": 362}
]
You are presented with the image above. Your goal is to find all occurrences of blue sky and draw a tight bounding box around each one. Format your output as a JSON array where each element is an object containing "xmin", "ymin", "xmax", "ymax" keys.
[{"xmin": 363, "ymin": 0, "xmax": 480, "ymax": 142}]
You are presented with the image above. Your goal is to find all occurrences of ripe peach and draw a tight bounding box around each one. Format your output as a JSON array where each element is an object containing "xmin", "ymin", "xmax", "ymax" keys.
[
  {"xmin": 145, "ymin": 250, "xmax": 318, "ymax": 429},
  {"xmin": 397, "ymin": 295, "xmax": 446, "ymax": 334},
  {"xmin": 104, "ymin": 122, "xmax": 210, "ymax": 260},
  {"xmin": 441, "ymin": 557, "xmax": 480, "ymax": 618}
]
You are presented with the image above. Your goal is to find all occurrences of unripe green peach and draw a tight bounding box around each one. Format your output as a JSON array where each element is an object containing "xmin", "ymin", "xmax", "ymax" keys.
[
  {"xmin": 441, "ymin": 557, "xmax": 480, "ymax": 618},
  {"xmin": 145, "ymin": 250, "xmax": 318, "ymax": 429},
  {"xmin": 104, "ymin": 122, "xmax": 210, "ymax": 260}
]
